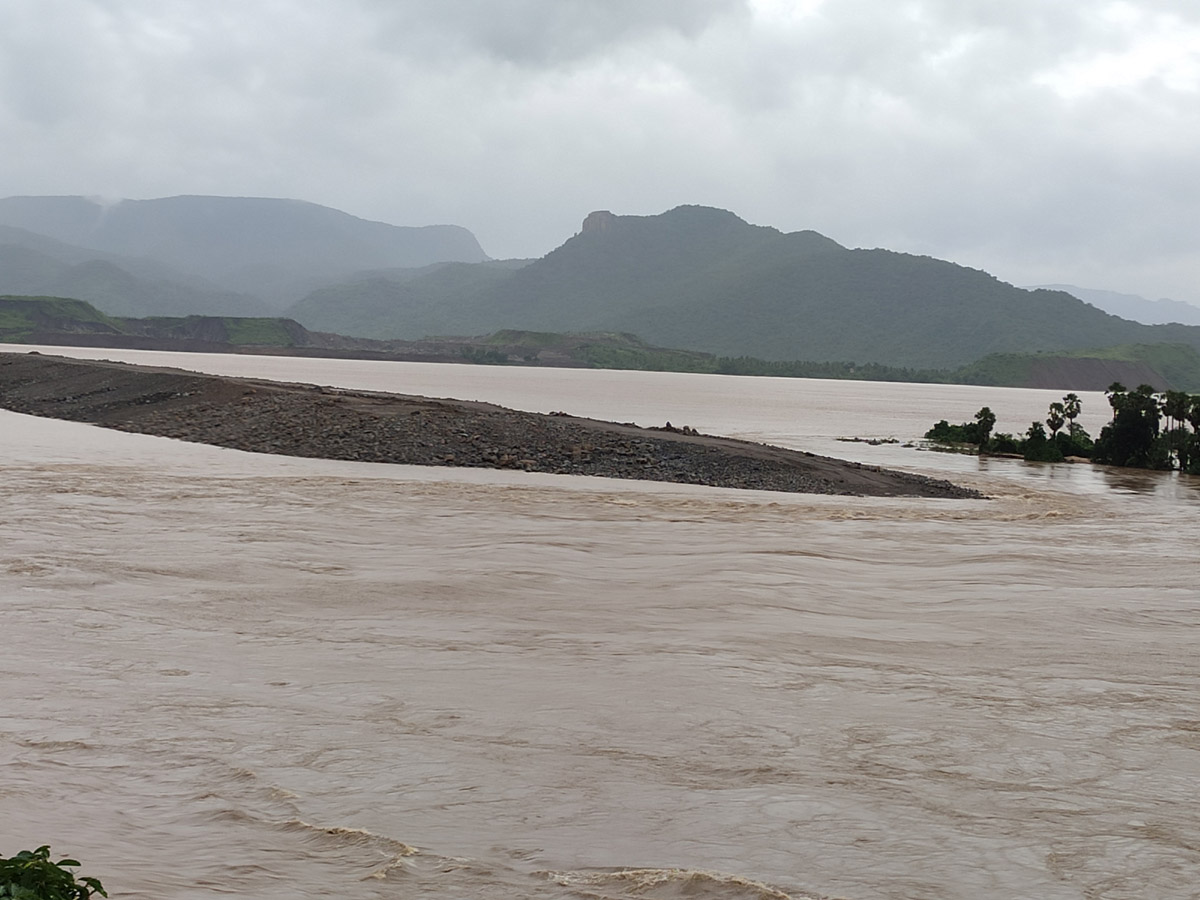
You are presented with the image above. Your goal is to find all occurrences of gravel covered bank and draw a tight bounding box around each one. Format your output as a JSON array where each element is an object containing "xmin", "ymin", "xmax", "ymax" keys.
[{"xmin": 0, "ymin": 352, "xmax": 981, "ymax": 498}]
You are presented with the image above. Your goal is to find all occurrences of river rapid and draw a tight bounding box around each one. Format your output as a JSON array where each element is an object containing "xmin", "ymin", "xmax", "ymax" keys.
[{"xmin": 2, "ymin": 346, "xmax": 1198, "ymax": 900}]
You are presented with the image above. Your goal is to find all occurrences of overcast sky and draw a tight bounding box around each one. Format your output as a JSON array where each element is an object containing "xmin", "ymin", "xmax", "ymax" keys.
[{"xmin": 3, "ymin": 0, "xmax": 1198, "ymax": 303}]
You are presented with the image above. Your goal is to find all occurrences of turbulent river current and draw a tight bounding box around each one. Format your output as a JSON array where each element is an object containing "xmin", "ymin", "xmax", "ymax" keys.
[{"xmin": 2, "ymin": 346, "xmax": 1198, "ymax": 899}]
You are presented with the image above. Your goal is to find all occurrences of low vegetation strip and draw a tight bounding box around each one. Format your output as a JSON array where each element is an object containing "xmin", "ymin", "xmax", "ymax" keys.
[
  {"xmin": 0, "ymin": 352, "xmax": 980, "ymax": 498},
  {"xmin": 925, "ymin": 387, "xmax": 1200, "ymax": 472},
  {"xmin": 5, "ymin": 297, "xmax": 1200, "ymax": 392}
]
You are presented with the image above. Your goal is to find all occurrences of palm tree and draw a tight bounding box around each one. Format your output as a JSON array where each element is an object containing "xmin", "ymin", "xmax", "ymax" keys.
[
  {"xmin": 1159, "ymin": 390, "xmax": 1191, "ymax": 469},
  {"xmin": 1106, "ymin": 382, "xmax": 1127, "ymax": 412},
  {"xmin": 974, "ymin": 406, "xmax": 996, "ymax": 449},
  {"xmin": 1160, "ymin": 390, "xmax": 1189, "ymax": 433},
  {"xmin": 1062, "ymin": 393, "xmax": 1082, "ymax": 430},
  {"xmin": 1046, "ymin": 401, "xmax": 1066, "ymax": 437}
]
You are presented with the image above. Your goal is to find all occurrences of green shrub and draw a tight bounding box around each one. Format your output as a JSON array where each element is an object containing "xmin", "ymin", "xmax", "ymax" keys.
[
  {"xmin": 1054, "ymin": 423, "xmax": 1094, "ymax": 458},
  {"xmin": 989, "ymin": 432, "xmax": 1021, "ymax": 454},
  {"xmin": 1022, "ymin": 421, "xmax": 1065, "ymax": 462},
  {"xmin": 925, "ymin": 419, "xmax": 979, "ymax": 444},
  {"xmin": 0, "ymin": 847, "xmax": 106, "ymax": 899}
]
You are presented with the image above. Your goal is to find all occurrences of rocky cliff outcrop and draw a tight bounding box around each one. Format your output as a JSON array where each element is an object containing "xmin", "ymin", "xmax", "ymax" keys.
[{"xmin": 580, "ymin": 210, "xmax": 618, "ymax": 234}]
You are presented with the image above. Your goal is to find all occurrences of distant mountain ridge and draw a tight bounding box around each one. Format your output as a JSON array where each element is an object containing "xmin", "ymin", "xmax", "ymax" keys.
[
  {"xmin": 289, "ymin": 205, "xmax": 1200, "ymax": 369},
  {"xmin": 1031, "ymin": 284, "xmax": 1200, "ymax": 326},
  {"xmin": 0, "ymin": 194, "xmax": 488, "ymax": 310},
  {"xmin": 7, "ymin": 197, "xmax": 1200, "ymax": 372}
]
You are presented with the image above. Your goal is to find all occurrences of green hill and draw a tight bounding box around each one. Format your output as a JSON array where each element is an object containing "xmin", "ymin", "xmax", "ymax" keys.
[
  {"xmin": 288, "ymin": 205, "xmax": 1200, "ymax": 369},
  {"xmin": 0, "ymin": 295, "xmax": 125, "ymax": 342},
  {"xmin": 955, "ymin": 344, "xmax": 1200, "ymax": 392},
  {"xmin": 0, "ymin": 296, "xmax": 306, "ymax": 347}
]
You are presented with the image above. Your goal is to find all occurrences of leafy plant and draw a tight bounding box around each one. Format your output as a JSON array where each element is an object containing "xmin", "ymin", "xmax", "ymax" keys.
[{"xmin": 0, "ymin": 847, "xmax": 106, "ymax": 900}]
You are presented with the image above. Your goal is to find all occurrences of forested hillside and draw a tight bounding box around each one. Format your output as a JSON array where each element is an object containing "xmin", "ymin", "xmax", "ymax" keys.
[{"xmin": 290, "ymin": 205, "xmax": 1200, "ymax": 369}]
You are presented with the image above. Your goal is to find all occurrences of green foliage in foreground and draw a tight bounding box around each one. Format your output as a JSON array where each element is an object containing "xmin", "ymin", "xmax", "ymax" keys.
[
  {"xmin": 926, "ymin": 389, "xmax": 1200, "ymax": 473},
  {"xmin": 1, "ymin": 847, "xmax": 106, "ymax": 900}
]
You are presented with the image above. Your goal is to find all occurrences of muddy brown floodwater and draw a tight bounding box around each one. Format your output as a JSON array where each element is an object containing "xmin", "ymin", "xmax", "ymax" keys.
[{"xmin": 2, "ymin": 346, "xmax": 1199, "ymax": 900}]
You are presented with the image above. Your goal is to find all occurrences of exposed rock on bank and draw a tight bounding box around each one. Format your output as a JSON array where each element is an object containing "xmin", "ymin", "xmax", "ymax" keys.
[{"xmin": 0, "ymin": 352, "xmax": 981, "ymax": 498}]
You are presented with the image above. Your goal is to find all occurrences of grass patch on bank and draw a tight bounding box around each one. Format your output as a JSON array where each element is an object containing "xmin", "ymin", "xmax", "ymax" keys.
[{"xmin": 220, "ymin": 317, "xmax": 299, "ymax": 345}]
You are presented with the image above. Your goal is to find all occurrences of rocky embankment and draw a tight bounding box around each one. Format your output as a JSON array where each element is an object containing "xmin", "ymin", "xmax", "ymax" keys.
[{"xmin": 0, "ymin": 352, "xmax": 981, "ymax": 498}]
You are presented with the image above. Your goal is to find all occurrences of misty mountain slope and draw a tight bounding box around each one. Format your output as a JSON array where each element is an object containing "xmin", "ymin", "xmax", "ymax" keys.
[
  {"xmin": 0, "ymin": 196, "xmax": 104, "ymax": 246},
  {"xmin": 0, "ymin": 240, "xmax": 270, "ymax": 318},
  {"xmin": 0, "ymin": 243, "xmax": 63, "ymax": 292},
  {"xmin": 461, "ymin": 206, "xmax": 796, "ymax": 331},
  {"xmin": 0, "ymin": 223, "xmax": 255, "ymax": 290},
  {"xmin": 1033, "ymin": 284, "xmax": 1200, "ymax": 326},
  {"xmin": 290, "ymin": 206, "xmax": 835, "ymax": 339},
  {"xmin": 509, "ymin": 211, "xmax": 1180, "ymax": 367},
  {"xmin": 45, "ymin": 258, "xmax": 272, "ymax": 318},
  {"xmin": 619, "ymin": 246, "xmax": 1169, "ymax": 368},
  {"xmin": 291, "ymin": 204, "xmax": 1200, "ymax": 368},
  {"xmin": 0, "ymin": 195, "xmax": 489, "ymax": 307},
  {"xmin": 349, "ymin": 256, "xmax": 533, "ymax": 284},
  {"xmin": 289, "ymin": 262, "xmax": 525, "ymax": 338}
]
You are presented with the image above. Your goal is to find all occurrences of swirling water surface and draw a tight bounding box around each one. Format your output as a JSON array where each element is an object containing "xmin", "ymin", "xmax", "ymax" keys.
[{"xmin": 2, "ymin": 346, "xmax": 1198, "ymax": 899}]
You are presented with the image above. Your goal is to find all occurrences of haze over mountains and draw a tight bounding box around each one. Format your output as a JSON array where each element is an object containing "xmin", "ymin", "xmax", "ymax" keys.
[
  {"xmin": 0, "ymin": 195, "xmax": 487, "ymax": 315},
  {"xmin": 4, "ymin": 195, "xmax": 1200, "ymax": 374},
  {"xmin": 1031, "ymin": 284, "xmax": 1200, "ymax": 327}
]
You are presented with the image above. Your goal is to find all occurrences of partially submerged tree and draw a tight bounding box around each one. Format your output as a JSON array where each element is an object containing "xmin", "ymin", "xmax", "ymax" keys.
[
  {"xmin": 1161, "ymin": 390, "xmax": 1192, "ymax": 472},
  {"xmin": 1046, "ymin": 401, "xmax": 1066, "ymax": 438},
  {"xmin": 1094, "ymin": 383, "xmax": 1168, "ymax": 469},
  {"xmin": 1062, "ymin": 393, "xmax": 1082, "ymax": 431},
  {"xmin": 1023, "ymin": 421, "xmax": 1064, "ymax": 462},
  {"xmin": 974, "ymin": 406, "xmax": 996, "ymax": 448},
  {"xmin": 924, "ymin": 386, "xmax": 1200, "ymax": 472},
  {"xmin": 924, "ymin": 406, "xmax": 996, "ymax": 450}
]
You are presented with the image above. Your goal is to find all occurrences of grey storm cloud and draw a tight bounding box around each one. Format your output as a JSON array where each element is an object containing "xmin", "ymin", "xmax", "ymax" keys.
[
  {"xmin": 363, "ymin": 0, "xmax": 748, "ymax": 65},
  {"xmin": 1, "ymin": 0, "xmax": 1198, "ymax": 303}
]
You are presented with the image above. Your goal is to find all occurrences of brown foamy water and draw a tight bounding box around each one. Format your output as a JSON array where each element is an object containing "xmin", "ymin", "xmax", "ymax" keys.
[{"xmin": 2, "ymin": 347, "xmax": 1198, "ymax": 899}]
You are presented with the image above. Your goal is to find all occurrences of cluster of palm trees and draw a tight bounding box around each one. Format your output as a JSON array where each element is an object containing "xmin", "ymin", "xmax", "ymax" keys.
[
  {"xmin": 929, "ymin": 386, "xmax": 1200, "ymax": 473},
  {"xmin": 1044, "ymin": 393, "xmax": 1082, "ymax": 439}
]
